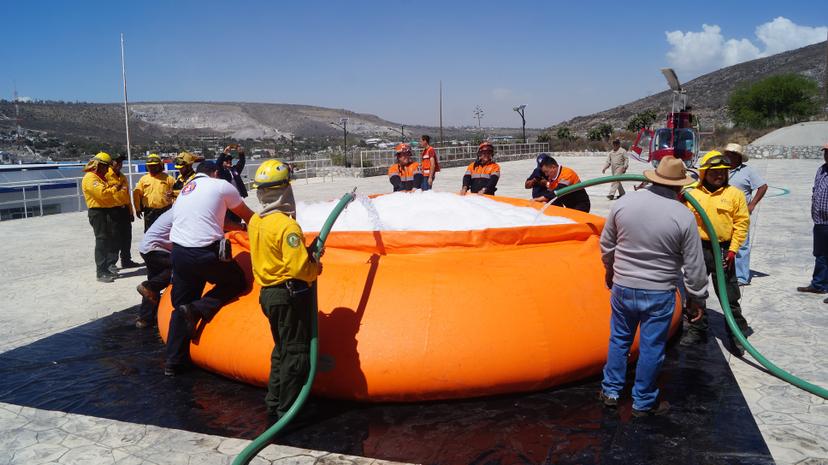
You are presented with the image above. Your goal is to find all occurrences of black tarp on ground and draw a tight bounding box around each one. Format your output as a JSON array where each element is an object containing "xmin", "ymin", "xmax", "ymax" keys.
[{"xmin": 0, "ymin": 307, "xmax": 774, "ymax": 465}]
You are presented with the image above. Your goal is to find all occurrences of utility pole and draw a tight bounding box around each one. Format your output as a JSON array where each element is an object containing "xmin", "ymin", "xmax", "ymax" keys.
[
  {"xmin": 400, "ymin": 125, "xmax": 405, "ymax": 141},
  {"xmin": 330, "ymin": 118, "xmax": 349, "ymax": 167},
  {"xmin": 13, "ymin": 81, "xmax": 21, "ymax": 148},
  {"xmin": 120, "ymin": 33, "xmax": 134, "ymax": 194},
  {"xmin": 439, "ymin": 80, "xmax": 444, "ymax": 145},
  {"xmin": 513, "ymin": 104, "xmax": 527, "ymax": 143}
]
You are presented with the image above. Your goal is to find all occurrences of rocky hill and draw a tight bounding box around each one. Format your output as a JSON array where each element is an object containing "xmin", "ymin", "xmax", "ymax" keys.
[{"xmin": 553, "ymin": 41, "xmax": 827, "ymax": 134}]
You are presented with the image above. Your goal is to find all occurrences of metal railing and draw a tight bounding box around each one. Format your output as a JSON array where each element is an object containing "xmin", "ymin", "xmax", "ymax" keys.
[
  {"xmin": 0, "ymin": 158, "xmax": 339, "ymax": 221},
  {"xmin": 358, "ymin": 143, "xmax": 550, "ymax": 170}
]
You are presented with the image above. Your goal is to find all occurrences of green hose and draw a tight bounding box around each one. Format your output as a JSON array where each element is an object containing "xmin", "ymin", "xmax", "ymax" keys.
[
  {"xmin": 555, "ymin": 174, "xmax": 828, "ymax": 399},
  {"xmin": 232, "ymin": 189, "xmax": 357, "ymax": 465}
]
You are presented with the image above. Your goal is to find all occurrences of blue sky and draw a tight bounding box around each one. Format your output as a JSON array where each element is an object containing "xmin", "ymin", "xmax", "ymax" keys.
[{"xmin": 3, "ymin": 0, "xmax": 826, "ymax": 127}]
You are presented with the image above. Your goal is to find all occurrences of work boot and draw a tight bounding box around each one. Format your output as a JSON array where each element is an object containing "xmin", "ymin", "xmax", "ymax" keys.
[
  {"xmin": 679, "ymin": 330, "xmax": 706, "ymax": 347},
  {"xmin": 632, "ymin": 401, "xmax": 670, "ymax": 417},
  {"xmin": 108, "ymin": 265, "xmax": 120, "ymax": 276},
  {"xmin": 598, "ymin": 390, "xmax": 618, "ymax": 407},
  {"xmin": 606, "ymin": 195, "xmax": 614, "ymax": 200},
  {"xmin": 177, "ymin": 304, "xmax": 200, "ymax": 333},
  {"xmin": 137, "ymin": 282, "xmax": 159, "ymax": 305},
  {"xmin": 97, "ymin": 274, "xmax": 115, "ymax": 283},
  {"xmin": 796, "ymin": 285, "xmax": 827, "ymax": 294},
  {"xmin": 121, "ymin": 259, "xmax": 142, "ymax": 268}
]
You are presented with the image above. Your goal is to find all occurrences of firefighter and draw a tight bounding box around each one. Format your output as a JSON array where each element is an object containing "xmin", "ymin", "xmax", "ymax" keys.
[
  {"xmin": 532, "ymin": 157, "xmax": 591, "ymax": 212},
  {"xmin": 171, "ymin": 151, "xmax": 203, "ymax": 198},
  {"xmin": 248, "ymin": 159, "xmax": 322, "ymax": 419},
  {"xmin": 165, "ymin": 161, "xmax": 254, "ymax": 376},
  {"xmin": 107, "ymin": 155, "xmax": 140, "ymax": 269},
  {"xmin": 388, "ymin": 143, "xmax": 424, "ymax": 192},
  {"xmin": 133, "ymin": 153, "xmax": 175, "ymax": 231},
  {"xmin": 680, "ymin": 150, "xmax": 751, "ymax": 356},
  {"xmin": 461, "ymin": 142, "xmax": 500, "ymax": 195},
  {"xmin": 81, "ymin": 152, "xmax": 122, "ymax": 283}
]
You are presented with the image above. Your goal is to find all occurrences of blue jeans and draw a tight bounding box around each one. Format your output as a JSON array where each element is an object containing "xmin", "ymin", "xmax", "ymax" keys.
[
  {"xmin": 735, "ymin": 229, "xmax": 751, "ymax": 284},
  {"xmin": 810, "ymin": 255, "xmax": 828, "ymax": 291},
  {"xmin": 421, "ymin": 176, "xmax": 432, "ymax": 191},
  {"xmin": 601, "ymin": 284, "xmax": 675, "ymax": 411}
]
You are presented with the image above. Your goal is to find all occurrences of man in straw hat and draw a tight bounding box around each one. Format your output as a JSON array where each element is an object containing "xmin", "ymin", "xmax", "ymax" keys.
[
  {"xmin": 797, "ymin": 143, "xmax": 828, "ymax": 298},
  {"xmin": 725, "ymin": 143, "xmax": 767, "ymax": 285},
  {"xmin": 681, "ymin": 150, "xmax": 750, "ymax": 356},
  {"xmin": 598, "ymin": 156, "xmax": 707, "ymax": 416}
]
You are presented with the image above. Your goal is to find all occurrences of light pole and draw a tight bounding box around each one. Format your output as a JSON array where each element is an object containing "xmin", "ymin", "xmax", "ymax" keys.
[
  {"xmin": 330, "ymin": 118, "xmax": 349, "ymax": 167},
  {"xmin": 388, "ymin": 125, "xmax": 406, "ymax": 142},
  {"xmin": 513, "ymin": 104, "xmax": 526, "ymax": 143},
  {"xmin": 473, "ymin": 105, "xmax": 484, "ymax": 128}
]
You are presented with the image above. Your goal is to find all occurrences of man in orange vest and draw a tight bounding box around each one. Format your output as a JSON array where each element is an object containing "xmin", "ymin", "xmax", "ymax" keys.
[
  {"xmin": 388, "ymin": 143, "xmax": 424, "ymax": 192},
  {"xmin": 531, "ymin": 157, "xmax": 591, "ymax": 212},
  {"xmin": 461, "ymin": 142, "xmax": 500, "ymax": 195},
  {"xmin": 420, "ymin": 135, "xmax": 439, "ymax": 190}
]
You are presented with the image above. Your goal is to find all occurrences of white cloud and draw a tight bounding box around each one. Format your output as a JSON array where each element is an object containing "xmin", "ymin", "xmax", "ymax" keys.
[{"xmin": 665, "ymin": 17, "xmax": 827, "ymax": 76}]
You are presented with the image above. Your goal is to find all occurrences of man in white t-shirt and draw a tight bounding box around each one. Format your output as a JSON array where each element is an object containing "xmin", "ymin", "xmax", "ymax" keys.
[{"xmin": 165, "ymin": 161, "xmax": 254, "ymax": 376}]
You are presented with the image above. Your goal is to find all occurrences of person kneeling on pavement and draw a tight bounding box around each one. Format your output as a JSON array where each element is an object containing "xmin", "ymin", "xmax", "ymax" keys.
[
  {"xmin": 248, "ymin": 159, "xmax": 322, "ymax": 419},
  {"xmin": 681, "ymin": 150, "xmax": 751, "ymax": 356},
  {"xmin": 165, "ymin": 161, "xmax": 254, "ymax": 376},
  {"xmin": 135, "ymin": 209, "xmax": 174, "ymax": 329},
  {"xmin": 528, "ymin": 156, "xmax": 591, "ymax": 212}
]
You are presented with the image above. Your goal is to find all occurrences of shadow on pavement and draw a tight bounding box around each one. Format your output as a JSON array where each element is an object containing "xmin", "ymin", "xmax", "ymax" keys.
[{"xmin": 0, "ymin": 308, "xmax": 774, "ymax": 465}]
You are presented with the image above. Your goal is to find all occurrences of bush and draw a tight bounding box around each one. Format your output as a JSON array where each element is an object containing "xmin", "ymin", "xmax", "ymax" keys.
[
  {"xmin": 626, "ymin": 110, "xmax": 658, "ymax": 132},
  {"xmin": 727, "ymin": 74, "xmax": 820, "ymax": 128},
  {"xmin": 587, "ymin": 123, "xmax": 613, "ymax": 141}
]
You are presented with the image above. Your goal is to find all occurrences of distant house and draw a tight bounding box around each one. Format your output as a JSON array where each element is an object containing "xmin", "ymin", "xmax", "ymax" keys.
[{"xmin": 364, "ymin": 138, "xmax": 382, "ymax": 146}]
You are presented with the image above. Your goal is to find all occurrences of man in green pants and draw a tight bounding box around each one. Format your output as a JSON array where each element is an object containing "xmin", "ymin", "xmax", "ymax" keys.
[{"xmin": 248, "ymin": 159, "xmax": 321, "ymax": 419}]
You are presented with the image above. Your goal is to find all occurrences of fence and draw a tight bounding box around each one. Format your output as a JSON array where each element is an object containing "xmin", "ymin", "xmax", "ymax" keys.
[
  {"xmin": 0, "ymin": 158, "xmax": 338, "ymax": 221},
  {"xmin": 358, "ymin": 143, "xmax": 550, "ymax": 176}
]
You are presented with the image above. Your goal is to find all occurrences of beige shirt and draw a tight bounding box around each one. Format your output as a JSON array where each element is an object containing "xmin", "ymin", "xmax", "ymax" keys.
[{"xmin": 604, "ymin": 148, "xmax": 629, "ymax": 172}]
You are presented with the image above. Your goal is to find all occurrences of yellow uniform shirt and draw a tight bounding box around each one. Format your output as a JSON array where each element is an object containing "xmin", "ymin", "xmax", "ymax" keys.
[
  {"xmin": 248, "ymin": 212, "xmax": 320, "ymax": 287},
  {"xmin": 133, "ymin": 172, "xmax": 174, "ymax": 211},
  {"xmin": 172, "ymin": 173, "xmax": 195, "ymax": 198},
  {"xmin": 686, "ymin": 184, "xmax": 749, "ymax": 253},
  {"xmin": 81, "ymin": 172, "xmax": 121, "ymax": 209},
  {"xmin": 105, "ymin": 169, "xmax": 133, "ymax": 214}
]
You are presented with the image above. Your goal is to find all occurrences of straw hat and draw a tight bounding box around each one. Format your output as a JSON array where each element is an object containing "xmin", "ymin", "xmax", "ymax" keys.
[
  {"xmin": 822, "ymin": 143, "xmax": 828, "ymax": 150},
  {"xmin": 724, "ymin": 143, "xmax": 747, "ymax": 161},
  {"xmin": 644, "ymin": 156, "xmax": 695, "ymax": 187}
]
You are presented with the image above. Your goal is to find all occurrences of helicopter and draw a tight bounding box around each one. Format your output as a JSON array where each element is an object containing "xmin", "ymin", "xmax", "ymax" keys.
[{"xmin": 630, "ymin": 68, "xmax": 701, "ymax": 168}]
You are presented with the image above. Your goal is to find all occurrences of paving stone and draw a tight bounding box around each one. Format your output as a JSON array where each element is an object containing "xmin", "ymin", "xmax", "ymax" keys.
[
  {"xmin": 0, "ymin": 428, "xmax": 37, "ymax": 451},
  {"xmin": 8, "ymin": 443, "xmax": 69, "ymax": 464},
  {"xmin": 57, "ymin": 445, "xmax": 115, "ymax": 465}
]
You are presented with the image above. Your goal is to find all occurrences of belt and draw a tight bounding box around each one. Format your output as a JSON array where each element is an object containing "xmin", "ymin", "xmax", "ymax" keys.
[{"xmin": 264, "ymin": 279, "xmax": 310, "ymax": 291}]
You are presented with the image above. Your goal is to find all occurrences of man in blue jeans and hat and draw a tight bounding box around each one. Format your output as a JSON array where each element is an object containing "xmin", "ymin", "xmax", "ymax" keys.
[{"xmin": 598, "ymin": 156, "xmax": 708, "ymax": 416}]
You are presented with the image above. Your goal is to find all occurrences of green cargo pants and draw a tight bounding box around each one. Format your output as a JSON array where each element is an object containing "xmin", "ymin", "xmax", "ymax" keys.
[
  {"xmin": 259, "ymin": 283, "xmax": 313, "ymax": 418},
  {"xmin": 686, "ymin": 241, "xmax": 748, "ymax": 336}
]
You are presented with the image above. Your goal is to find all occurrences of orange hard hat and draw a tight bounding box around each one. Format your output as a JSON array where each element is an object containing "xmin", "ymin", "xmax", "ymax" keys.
[
  {"xmin": 394, "ymin": 143, "xmax": 412, "ymax": 155},
  {"xmin": 478, "ymin": 141, "xmax": 494, "ymax": 152}
]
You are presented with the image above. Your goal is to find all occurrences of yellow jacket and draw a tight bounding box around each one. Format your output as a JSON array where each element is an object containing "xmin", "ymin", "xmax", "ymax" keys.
[
  {"xmin": 685, "ymin": 184, "xmax": 749, "ymax": 252},
  {"xmin": 133, "ymin": 172, "xmax": 174, "ymax": 211},
  {"xmin": 172, "ymin": 173, "xmax": 196, "ymax": 198},
  {"xmin": 248, "ymin": 212, "xmax": 320, "ymax": 287},
  {"xmin": 81, "ymin": 172, "xmax": 122, "ymax": 209},
  {"xmin": 106, "ymin": 169, "xmax": 133, "ymax": 213}
]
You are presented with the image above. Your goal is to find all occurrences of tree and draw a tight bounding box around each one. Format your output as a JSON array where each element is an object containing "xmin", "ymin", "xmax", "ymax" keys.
[
  {"xmin": 626, "ymin": 110, "xmax": 658, "ymax": 132},
  {"xmin": 536, "ymin": 132, "xmax": 552, "ymax": 143},
  {"xmin": 555, "ymin": 127, "xmax": 574, "ymax": 141},
  {"xmin": 728, "ymin": 74, "xmax": 820, "ymax": 128},
  {"xmin": 587, "ymin": 123, "xmax": 613, "ymax": 141}
]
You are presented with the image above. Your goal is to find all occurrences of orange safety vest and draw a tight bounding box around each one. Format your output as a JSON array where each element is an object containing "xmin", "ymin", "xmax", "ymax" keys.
[
  {"xmin": 463, "ymin": 161, "xmax": 501, "ymax": 194},
  {"xmin": 388, "ymin": 162, "xmax": 423, "ymax": 191},
  {"xmin": 546, "ymin": 166, "xmax": 581, "ymax": 191},
  {"xmin": 421, "ymin": 146, "xmax": 439, "ymax": 176}
]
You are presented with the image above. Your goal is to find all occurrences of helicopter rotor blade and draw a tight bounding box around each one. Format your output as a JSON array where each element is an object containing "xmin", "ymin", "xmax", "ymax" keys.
[{"xmin": 660, "ymin": 68, "xmax": 682, "ymax": 92}]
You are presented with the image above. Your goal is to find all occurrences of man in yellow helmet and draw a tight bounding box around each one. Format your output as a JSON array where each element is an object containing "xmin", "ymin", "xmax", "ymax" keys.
[
  {"xmin": 133, "ymin": 153, "xmax": 175, "ymax": 231},
  {"xmin": 171, "ymin": 151, "xmax": 203, "ymax": 198},
  {"xmin": 680, "ymin": 150, "xmax": 751, "ymax": 355},
  {"xmin": 248, "ymin": 159, "xmax": 322, "ymax": 419},
  {"xmin": 81, "ymin": 152, "xmax": 123, "ymax": 283}
]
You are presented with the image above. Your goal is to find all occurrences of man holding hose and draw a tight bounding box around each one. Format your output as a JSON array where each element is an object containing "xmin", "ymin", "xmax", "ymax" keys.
[{"xmin": 248, "ymin": 159, "xmax": 322, "ymax": 420}]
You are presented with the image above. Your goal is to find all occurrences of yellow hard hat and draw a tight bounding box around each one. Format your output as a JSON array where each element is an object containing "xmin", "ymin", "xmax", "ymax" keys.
[
  {"xmin": 699, "ymin": 150, "xmax": 733, "ymax": 171},
  {"xmin": 93, "ymin": 152, "xmax": 112, "ymax": 164},
  {"xmin": 253, "ymin": 159, "xmax": 291, "ymax": 189},
  {"xmin": 174, "ymin": 151, "xmax": 200, "ymax": 169},
  {"xmin": 146, "ymin": 153, "xmax": 162, "ymax": 165}
]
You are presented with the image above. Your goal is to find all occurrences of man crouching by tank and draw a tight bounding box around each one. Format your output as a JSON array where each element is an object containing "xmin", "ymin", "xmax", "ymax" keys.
[
  {"xmin": 164, "ymin": 161, "xmax": 254, "ymax": 376},
  {"xmin": 248, "ymin": 159, "xmax": 322, "ymax": 420}
]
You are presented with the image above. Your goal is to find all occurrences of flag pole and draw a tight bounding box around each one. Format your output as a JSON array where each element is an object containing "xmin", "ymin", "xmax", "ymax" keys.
[{"xmin": 120, "ymin": 33, "xmax": 134, "ymax": 195}]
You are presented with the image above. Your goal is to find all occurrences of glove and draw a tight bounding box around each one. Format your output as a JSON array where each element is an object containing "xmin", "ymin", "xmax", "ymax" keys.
[{"xmin": 724, "ymin": 250, "xmax": 736, "ymax": 271}]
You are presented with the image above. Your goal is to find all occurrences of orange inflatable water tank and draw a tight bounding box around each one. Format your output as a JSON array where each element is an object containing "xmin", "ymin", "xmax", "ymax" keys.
[{"xmin": 157, "ymin": 196, "xmax": 682, "ymax": 402}]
